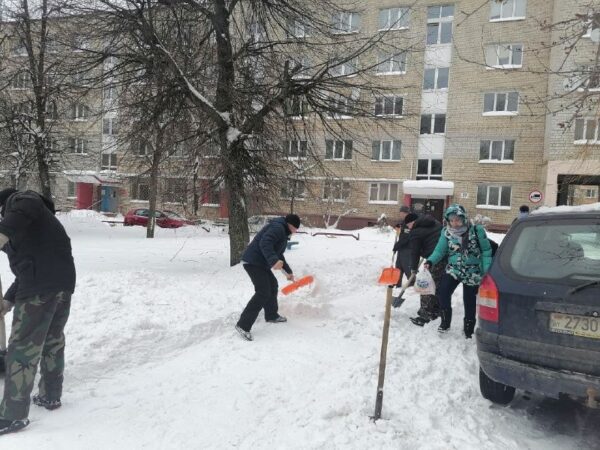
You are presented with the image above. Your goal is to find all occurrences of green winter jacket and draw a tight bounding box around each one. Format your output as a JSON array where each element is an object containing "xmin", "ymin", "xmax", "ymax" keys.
[{"xmin": 426, "ymin": 205, "xmax": 493, "ymax": 286}]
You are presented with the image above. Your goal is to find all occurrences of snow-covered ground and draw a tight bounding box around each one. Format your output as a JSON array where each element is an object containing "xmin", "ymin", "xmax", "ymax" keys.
[{"xmin": 1, "ymin": 211, "xmax": 599, "ymax": 449}]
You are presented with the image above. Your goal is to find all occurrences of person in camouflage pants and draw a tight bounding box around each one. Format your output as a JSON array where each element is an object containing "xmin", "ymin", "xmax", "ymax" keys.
[{"xmin": 0, "ymin": 188, "xmax": 76, "ymax": 435}]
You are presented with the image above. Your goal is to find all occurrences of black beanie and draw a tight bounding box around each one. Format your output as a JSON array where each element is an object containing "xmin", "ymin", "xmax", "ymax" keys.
[
  {"xmin": 404, "ymin": 213, "xmax": 418, "ymax": 224},
  {"xmin": 0, "ymin": 188, "xmax": 18, "ymax": 207},
  {"xmin": 285, "ymin": 213, "xmax": 301, "ymax": 229}
]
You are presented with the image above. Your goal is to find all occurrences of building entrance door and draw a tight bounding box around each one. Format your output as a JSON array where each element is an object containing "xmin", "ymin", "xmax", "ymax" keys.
[
  {"xmin": 411, "ymin": 198, "xmax": 445, "ymax": 222},
  {"xmin": 101, "ymin": 186, "xmax": 119, "ymax": 213}
]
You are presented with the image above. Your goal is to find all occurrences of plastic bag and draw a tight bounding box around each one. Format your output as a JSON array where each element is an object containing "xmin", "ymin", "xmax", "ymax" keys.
[{"xmin": 414, "ymin": 268, "xmax": 436, "ymax": 296}]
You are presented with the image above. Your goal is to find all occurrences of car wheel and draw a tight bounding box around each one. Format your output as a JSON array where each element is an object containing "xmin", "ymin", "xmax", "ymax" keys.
[{"xmin": 479, "ymin": 367, "xmax": 515, "ymax": 405}]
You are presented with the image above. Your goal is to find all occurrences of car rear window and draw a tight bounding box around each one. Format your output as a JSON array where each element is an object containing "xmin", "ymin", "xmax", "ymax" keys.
[{"xmin": 505, "ymin": 220, "xmax": 600, "ymax": 281}]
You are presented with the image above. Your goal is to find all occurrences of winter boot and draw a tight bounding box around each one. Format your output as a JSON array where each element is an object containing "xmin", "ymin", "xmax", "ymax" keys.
[
  {"xmin": 438, "ymin": 309, "xmax": 452, "ymax": 333},
  {"xmin": 32, "ymin": 394, "xmax": 62, "ymax": 410},
  {"xmin": 463, "ymin": 318, "xmax": 476, "ymax": 339},
  {"xmin": 235, "ymin": 325, "xmax": 253, "ymax": 341},
  {"xmin": 266, "ymin": 315, "xmax": 287, "ymax": 323},
  {"xmin": 0, "ymin": 418, "xmax": 30, "ymax": 435},
  {"xmin": 410, "ymin": 317, "xmax": 429, "ymax": 327}
]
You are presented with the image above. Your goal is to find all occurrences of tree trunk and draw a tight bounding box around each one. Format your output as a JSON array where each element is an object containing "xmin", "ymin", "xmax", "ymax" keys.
[
  {"xmin": 35, "ymin": 139, "xmax": 52, "ymax": 199},
  {"xmin": 147, "ymin": 130, "xmax": 163, "ymax": 239},
  {"xmin": 225, "ymin": 158, "xmax": 249, "ymax": 266}
]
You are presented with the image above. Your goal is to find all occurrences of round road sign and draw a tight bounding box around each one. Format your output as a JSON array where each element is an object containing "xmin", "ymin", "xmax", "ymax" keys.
[{"xmin": 529, "ymin": 190, "xmax": 543, "ymax": 203}]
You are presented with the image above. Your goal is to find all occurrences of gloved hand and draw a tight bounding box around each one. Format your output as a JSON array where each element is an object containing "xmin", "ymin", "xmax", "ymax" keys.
[{"xmin": 1, "ymin": 299, "xmax": 14, "ymax": 316}]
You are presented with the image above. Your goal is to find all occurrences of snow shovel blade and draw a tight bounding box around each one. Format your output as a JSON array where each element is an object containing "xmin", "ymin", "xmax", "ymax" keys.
[
  {"xmin": 378, "ymin": 267, "xmax": 400, "ymax": 286},
  {"xmin": 281, "ymin": 275, "xmax": 314, "ymax": 295}
]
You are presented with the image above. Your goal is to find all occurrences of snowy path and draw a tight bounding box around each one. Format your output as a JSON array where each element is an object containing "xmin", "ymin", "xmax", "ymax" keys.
[{"xmin": 0, "ymin": 212, "xmax": 598, "ymax": 449}]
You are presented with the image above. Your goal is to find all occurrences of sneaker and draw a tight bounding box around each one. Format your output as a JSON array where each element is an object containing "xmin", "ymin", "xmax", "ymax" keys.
[
  {"xmin": 266, "ymin": 315, "xmax": 287, "ymax": 323},
  {"xmin": 0, "ymin": 418, "xmax": 30, "ymax": 435},
  {"xmin": 410, "ymin": 317, "xmax": 429, "ymax": 327},
  {"xmin": 32, "ymin": 394, "xmax": 61, "ymax": 411},
  {"xmin": 235, "ymin": 325, "xmax": 253, "ymax": 341}
]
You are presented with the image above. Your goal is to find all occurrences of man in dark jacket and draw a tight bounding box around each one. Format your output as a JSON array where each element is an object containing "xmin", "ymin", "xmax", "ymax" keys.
[
  {"xmin": 0, "ymin": 188, "xmax": 76, "ymax": 435},
  {"xmin": 404, "ymin": 214, "xmax": 444, "ymax": 326},
  {"xmin": 235, "ymin": 214, "xmax": 300, "ymax": 341},
  {"xmin": 392, "ymin": 213, "xmax": 417, "ymax": 286}
]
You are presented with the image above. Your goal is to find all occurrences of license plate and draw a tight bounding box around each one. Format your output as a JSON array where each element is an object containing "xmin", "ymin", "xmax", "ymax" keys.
[{"xmin": 549, "ymin": 313, "xmax": 600, "ymax": 340}]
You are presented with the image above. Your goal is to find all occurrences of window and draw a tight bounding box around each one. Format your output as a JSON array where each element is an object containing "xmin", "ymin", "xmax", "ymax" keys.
[
  {"xmin": 288, "ymin": 56, "xmax": 312, "ymax": 79},
  {"xmin": 11, "ymin": 72, "xmax": 31, "ymax": 89},
  {"xmin": 280, "ymin": 179, "xmax": 306, "ymax": 199},
  {"xmin": 479, "ymin": 140, "xmax": 515, "ymax": 161},
  {"xmin": 104, "ymin": 85, "xmax": 117, "ymax": 100},
  {"xmin": 71, "ymin": 103, "xmax": 89, "ymax": 121},
  {"xmin": 169, "ymin": 143, "xmax": 185, "ymax": 158},
  {"xmin": 45, "ymin": 101, "xmax": 59, "ymax": 120},
  {"xmin": 567, "ymin": 65, "xmax": 600, "ymax": 91},
  {"xmin": 327, "ymin": 92, "xmax": 358, "ymax": 118},
  {"xmin": 131, "ymin": 178, "xmax": 150, "ymax": 201},
  {"xmin": 330, "ymin": 59, "xmax": 357, "ymax": 77},
  {"xmin": 325, "ymin": 140, "xmax": 353, "ymax": 160},
  {"xmin": 374, "ymin": 95, "xmax": 403, "ymax": 117},
  {"xmin": 423, "ymin": 67, "xmax": 449, "ymax": 89},
  {"xmin": 371, "ymin": 140, "xmax": 401, "ymax": 161},
  {"xmin": 417, "ymin": 159, "xmax": 443, "ymax": 180},
  {"xmin": 323, "ymin": 180, "xmax": 351, "ymax": 201},
  {"xmin": 376, "ymin": 52, "xmax": 406, "ymax": 74},
  {"xmin": 67, "ymin": 181, "xmax": 76, "ymax": 198},
  {"xmin": 284, "ymin": 96, "xmax": 308, "ymax": 117},
  {"xmin": 248, "ymin": 22, "xmax": 266, "ymax": 43},
  {"xmin": 16, "ymin": 101, "xmax": 33, "ymax": 115},
  {"xmin": 420, "ymin": 114, "xmax": 446, "ymax": 134},
  {"xmin": 378, "ymin": 7, "xmax": 410, "ymax": 30},
  {"xmin": 485, "ymin": 44, "xmax": 523, "ymax": 68},
  {"xmin": 490, "ymin": 0, "xmax": 526, "ymax": 21},
  {"xmin": 135, "ymin": 141, "xmax": 151, "ymax": 156},
  {"xmin": 11, "ymin": 42, "xmax": 27, "ymax": 56},
  {"xmin": 477, "ymin": 185, "xmax": 512, "ymax": 208},
  {"xmin": 163, "ymin": 178, "xmax": 187, "ymax": 203},
  {"xmin": 103, "ymin": 118, "xmax": 119, "ymax": 135},
  {"xmin": 68, "ymin": 137, "xmax": 88, "ymax": 154},
  {"xmin": 483, "ymin": 92, "xmax": 519, "ymax": 114},
  {"xmin": 284, "ymin": 140, "xmax": 307, "ymax": 159},
  {"xmin": 101, "ymin": 153, "xmax": 118, "ymax": 170},
  {"xmin": 287, "ymin": 19, "xmax": 310, "ymax": 38},
  {"xmin": 369, "ymin": 182, "xmax": 399, "ymax": 203},
  {"xmin": 201, "ymin": 181, "xmax": 220, "ymax": 206},
  {"xmin": 426, "ymin": 5, "xmax": 454, "ymax": 45},
  {"xmin": 584, "ymin": 188, "xmax": 597, "ymax": 198},
  {"xmin": 331, "ymin": 12, "xmax": 360, "ymax": 34},
  {"xmin": 574, "ymin": 118, "xmax": 600, "ymax": 143}
]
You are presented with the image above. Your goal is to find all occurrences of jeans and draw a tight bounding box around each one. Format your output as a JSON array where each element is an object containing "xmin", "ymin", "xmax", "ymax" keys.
[
  {"xmin": 438, "ymin": 273, "xmax": 479, "ymax": 322},
  {"xmin": 237, "ymin": 264, "xmax": 279, "ymax": 332}
]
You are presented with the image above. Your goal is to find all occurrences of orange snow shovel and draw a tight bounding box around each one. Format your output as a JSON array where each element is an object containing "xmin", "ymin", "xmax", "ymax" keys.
[{"xmin": 281, "ymin": 275, "xmax": 314, "ymax": 295}]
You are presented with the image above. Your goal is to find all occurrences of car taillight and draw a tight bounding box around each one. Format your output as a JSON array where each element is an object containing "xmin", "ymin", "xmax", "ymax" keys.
[{"xmin": 477, "ymin": 274, "xmax": 499, "ymax": 323}]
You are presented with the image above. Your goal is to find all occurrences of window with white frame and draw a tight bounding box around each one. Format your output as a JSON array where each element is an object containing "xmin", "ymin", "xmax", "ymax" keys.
[
  {"xmin": 201, "ymin": 180, "xmax": 220, "ymax": 205},
  {"xmin": 331, "ymin": 11, "xmax": 360, "ymax": 34},
  {"xmin": 101, "ymin": 152, "xmax": 118, "ymax": 170},
  {"xmin": 574, "ymin": 118, "xmax": 600, "ymax": 143},
  {"xmin": 569, "ymin": 65, "xmax": 600, "ymax": 91},
  {"xmin": 485, "ymin": 43, "xmax": 523, "ymax": 68},
  {"xmin": 490, "ymin": 0, "xmax": 526, "ymax": 21},
  {"xmin": 287, "ymin": 19, "xmax": 310, "ymax": 38},
  {"xmin": 371, "ymin": 140, "xmax": 401, "ymax": 161},
  {"xmin": 280, "ymin": 179, "xmax": 306, "ymax": 199},
  {"xmin": 420, "ymin": 114, "xmax": 446, "ymax": 134},
  {"xmin": 104, "ymin": 84, "xmax": 117, "ymax": 100},
  {"xmin": 288, "ymin": 56, "xmax": 312, "ymax": 79},
  {"xmin": 483, "ymin": 92, "xmax": 519, "ymax": 114},
  {"xmin": 327, "ymin": 91, "xmax": 358, "ymax": 118},
  {"xmin": 248, "ymin": 22, "xmax": 266, "ymax": 42},
  {"xmin": 103, "ymin": 118, "xmax": 119, "ymax": 135},
  {"xmin": 67, "ymin": 181, "xmax": 76, "ymax": 198},
  {"xmin": 163, "ymin": 178, "xmax": 187, "ymax": 203},
  {"xmin": 378, "ymin": 7, "xmax": 410, "ymax": 30},
  {"xmin": 11, "ymin": 72, "xmax": 31, "ymax": 89},
  {"xmin": 131, "ymin": 178, "xmax": 150, "ymax": 201},
  {"xmin": 325, "ymin": 140, "xmax": 353, "ymax": 160},
  {"xmin": 374, "ymin": 95, "xmax": 403, "ymax": 117},
  {"xmin": 71, "ymin": 103, "xmax": 89, "ymax": 121},
  {"xmin": 284, "ymin": 95, "xmax": 308, "ymax": 117},
  {"xmin": 376, "ymin": 52, "xmax": 406, "ymax": 74},
  {"xmin": 169, "ymin": 143, "xmax": 185, "ymax": 157},
  {"xmin": 417, "ymin": 159, "xmax": 443, "ymax": 180},
  {"xmin": 584, "ymin": 187, "xmax": 598, "ymax": 198},
  {"xmin": 477, "ymin": 184, "xmax": 512, "ymax": 208},
  {"xmin": 479, "ymin": 139, "xmax": 515, "ymax": 161},
  {"xmin": 68, "ymin": 137, "xmax": 88, "ymax": 154},
  {"xmin": 323, "ymin": 180, "xmax": 351, "ymax": 201},
  {"xmin": 423, "ymin": 67, "xmax": 449, "ymax": 89},
  {"xmin": 369, "ymin": 182, "xmax": 399, "ymax": 203},
  {"xmin": 135, "ymin": 140, "xmax": 150, "ymax": 156},
  {"xmin": 284, "ymin": 140, "xmax": 307, "ymax": 159},
  {"xmin": 45, "ymin": 101, "xmax": 59, "ymax": 120},
  {"xmin": 330, "ymin": 58, "xmax": 357, "ymax": 77},
  {"xmin": 426, "ymin": 5, "xmax": 454, "ymax": 45}
]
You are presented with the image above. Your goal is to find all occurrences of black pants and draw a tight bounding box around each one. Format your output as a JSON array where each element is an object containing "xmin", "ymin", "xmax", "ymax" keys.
[
  {"xmin": 237, "ymin": 264, "xmax": 279, "ymax": 332},
  {"xmin": 438, "ymin": 273, "xmax": 479, "ymax": 322}
]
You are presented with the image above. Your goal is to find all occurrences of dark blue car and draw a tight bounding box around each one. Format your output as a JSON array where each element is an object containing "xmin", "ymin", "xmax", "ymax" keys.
[{"xmin": 476, "ymin": 210, "xmax": 600, "ymax": 406}]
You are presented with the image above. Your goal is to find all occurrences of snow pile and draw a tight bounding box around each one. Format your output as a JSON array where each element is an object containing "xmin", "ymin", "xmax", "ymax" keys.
[
  {"xmin": 532, "ymin": 202, "xmax": 600, "ymax": 215},
  {"xmin": 0, "ymin": 215, "xmax": 597, "ymax": 449}
]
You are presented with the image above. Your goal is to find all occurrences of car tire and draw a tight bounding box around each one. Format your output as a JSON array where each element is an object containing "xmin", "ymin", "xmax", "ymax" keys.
[{"xmin": 479, "ymin": 367, "xmax": 515, "ymax": 405}]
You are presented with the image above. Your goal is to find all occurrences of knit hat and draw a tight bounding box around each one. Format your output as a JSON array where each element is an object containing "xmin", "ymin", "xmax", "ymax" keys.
[
  {"xmin": 0, "ymin": 188, "xmax": 18, "ymax": 207},
  {"xmin": 404, "ymin": 213, "xmax": 419, "ymax": 224},
  {"xmin": 285, "ymin": 213, "xmax": 301, "ymax": 229}
]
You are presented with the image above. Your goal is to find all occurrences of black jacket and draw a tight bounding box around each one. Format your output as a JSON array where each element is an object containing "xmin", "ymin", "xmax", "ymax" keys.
[
  {"xmin": 0, "ymin": 190, "xmax": 76, "ymax": 301},
  {"xmin": 408, "ymin": 216, "xmax": 442, "ymax": 272},
  {"xmin": 241, "ymin": 217, "xmax": 292, "ymax": 273}
]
